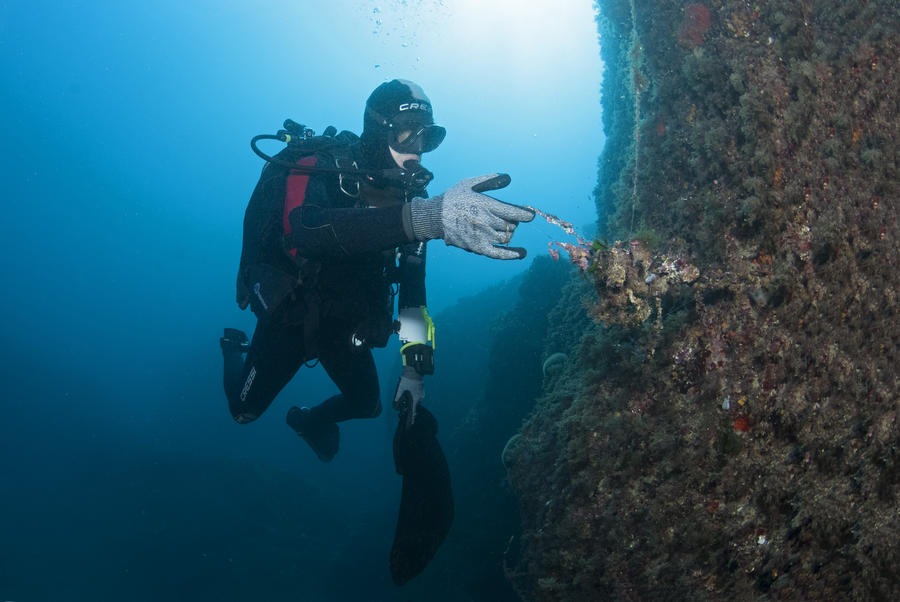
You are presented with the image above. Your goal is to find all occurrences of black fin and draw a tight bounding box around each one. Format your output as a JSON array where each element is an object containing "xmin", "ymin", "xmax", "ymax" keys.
[{"xmin": 389, "ymin": 405, "xmax": 454, "ymax": 585}]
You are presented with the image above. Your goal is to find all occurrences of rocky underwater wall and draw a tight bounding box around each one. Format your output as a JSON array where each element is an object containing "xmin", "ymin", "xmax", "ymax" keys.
[{"xmin": 506, "ymin": 0, "xmax": 898, "ymax": 599}]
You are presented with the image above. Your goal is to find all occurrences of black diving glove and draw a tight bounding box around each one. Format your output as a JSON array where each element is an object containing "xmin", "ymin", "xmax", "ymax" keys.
[{"xmin": 406, "ymin": 174, "xmax": 535, "ymax": 260}]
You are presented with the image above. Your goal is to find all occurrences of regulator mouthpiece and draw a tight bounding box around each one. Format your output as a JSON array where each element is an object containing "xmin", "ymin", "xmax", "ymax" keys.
[{"xmin": 401, "ymin": 159, "xmax": 433, "ymax": 191}]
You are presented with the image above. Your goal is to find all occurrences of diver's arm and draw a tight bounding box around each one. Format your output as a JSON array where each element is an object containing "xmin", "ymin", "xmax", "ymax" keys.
[
  {"xmin": 288, "ymin": 197, "xmax": 413, "ymax": 260},
  {"xmin": 396, "ymin": 241, "xmax": 434, "ymax": 377},
  {"xmin": 397, "ymin": 241, "xmax": 427, "ymax": 309},
  {"xmin": 290, "ymin": 172, "xmax": 535, "ymax": 260},
  {"xmin": 393, "ymin": 244, "xmax": 434, "ymax": 420}
]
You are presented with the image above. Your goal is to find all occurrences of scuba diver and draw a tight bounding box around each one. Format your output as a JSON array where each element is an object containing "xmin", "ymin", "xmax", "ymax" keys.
[{"xmin": 219, "ymin": 79, "xmax": 533, "ymax": 584}]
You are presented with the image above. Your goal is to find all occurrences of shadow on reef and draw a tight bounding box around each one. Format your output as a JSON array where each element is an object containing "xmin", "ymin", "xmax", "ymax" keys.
[{"xmin": 507, "ymin": 0, "xmax": 899, "ymax": 600}]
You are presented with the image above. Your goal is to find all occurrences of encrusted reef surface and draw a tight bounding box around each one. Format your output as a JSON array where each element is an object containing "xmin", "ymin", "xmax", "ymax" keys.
[{"xmin": 507, "ymin": 1, "xmax": 899, "ymax": 599}]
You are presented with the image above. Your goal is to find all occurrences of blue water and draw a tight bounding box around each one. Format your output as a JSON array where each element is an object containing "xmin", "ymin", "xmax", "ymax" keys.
[{"xmin": 0, "ymin": 1, "xmax": 602, "ymax": 600}]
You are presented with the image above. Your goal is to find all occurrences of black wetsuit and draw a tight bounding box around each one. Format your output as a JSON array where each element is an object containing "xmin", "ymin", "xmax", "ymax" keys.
[
  {"xmin": 223, "ymin": 137, "xmax": 428, "ymax": 431},
  {"xmin": 223, "ymin": 127, "xmax": 452, "ymax": 586}
]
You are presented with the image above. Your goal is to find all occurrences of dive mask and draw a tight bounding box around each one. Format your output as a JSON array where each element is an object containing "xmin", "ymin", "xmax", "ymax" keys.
[
  {"xmin": 367, "ymin": 106, "xmax": 446, "ymax": 154},
  {"xmin": 389, "ymin": 119, "xmax": 446, "ymax": 154}
]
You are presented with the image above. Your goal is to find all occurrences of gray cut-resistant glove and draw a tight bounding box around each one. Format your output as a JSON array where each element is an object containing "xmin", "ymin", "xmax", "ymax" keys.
[
  {"xmin": 407, "ymin": 174, "xmax": 535, "ymax": 260},
  {"xmin": 394, "ymin": 365, "xmax": 425, "ymax": 424}
]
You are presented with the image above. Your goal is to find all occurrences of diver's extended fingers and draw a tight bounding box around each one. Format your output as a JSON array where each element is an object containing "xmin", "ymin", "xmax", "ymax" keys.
[
  {"xmin": 475, "ymin": 242, "xmax": 528, "ymax": 260},
  {"xmin": 470, "ymin": 173, "xmax": 512, "ymax": 193},
  {"xmin": 487, "ymin": 199, "xmax": 535, "ymax": 224},
  {"xmin": 455, "ymin": 173, "xmax": 505, "ymax": 192}
]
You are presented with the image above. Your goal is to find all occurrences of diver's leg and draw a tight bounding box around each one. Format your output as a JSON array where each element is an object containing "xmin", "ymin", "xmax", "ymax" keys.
[
  {"xmin": 311, "ymin": 326, "xmax": 382, "ymax": 423},
  {"xmin": 222, "ymin": 328, "xmax": 249, "ymax": 402},
  {"xmin": 222, "ymin": 317, "xmax": 306, "ymax": 424},
  {"xmin": 285, "ymin": 324, "xmax": 381, "ymax": 461}
]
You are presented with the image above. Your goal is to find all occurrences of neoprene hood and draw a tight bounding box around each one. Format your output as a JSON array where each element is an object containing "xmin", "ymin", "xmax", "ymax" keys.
[{"xmin": 361, "ymin": 79, "xmax": 445, "ymax": 169}]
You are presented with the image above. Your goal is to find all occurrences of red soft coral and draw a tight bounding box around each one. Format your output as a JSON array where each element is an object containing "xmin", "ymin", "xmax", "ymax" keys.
[{"xmin": 678, "ymin": 4, "xmax": 711, "ymax": 48}]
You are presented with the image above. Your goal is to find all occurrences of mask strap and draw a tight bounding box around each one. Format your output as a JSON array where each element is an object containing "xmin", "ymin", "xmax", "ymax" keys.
[{"xmin": 366, "ymin": 106, "xmax": 391, "ymax": 127}]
